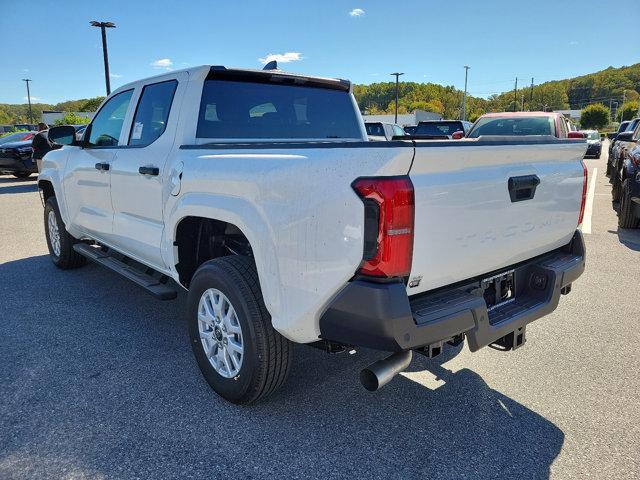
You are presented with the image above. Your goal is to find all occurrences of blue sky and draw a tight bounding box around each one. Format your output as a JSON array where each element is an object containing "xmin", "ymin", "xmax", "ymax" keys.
[{"xmin": 1, "ymin": 0, "xmax": 638, "ymax": 104}]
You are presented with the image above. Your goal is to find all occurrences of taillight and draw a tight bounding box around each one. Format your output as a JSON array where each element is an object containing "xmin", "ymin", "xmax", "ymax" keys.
[
  {"xmin": 352, "ymin": 176, "xmax": 414, "ymax": 278},
  {"xmin": 578, "ymin": 160, "xmax": 587, "ymax": 227}
]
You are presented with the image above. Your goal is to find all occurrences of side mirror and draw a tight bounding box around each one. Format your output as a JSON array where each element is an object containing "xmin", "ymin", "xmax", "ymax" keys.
[
  {"xmin": 616, "ymin": 131, "xmax": 634, "ymax": 142},
  {"xmin": 451, "ymin": 130, "xmax": 465, "ymax": 139},
  {"xmin": 567, "ymin": 131, "xmax": 585, "ymax": 139},
  {"xmin": 48, "ymin": 125, "xmax": 77, "ymax": 146}
]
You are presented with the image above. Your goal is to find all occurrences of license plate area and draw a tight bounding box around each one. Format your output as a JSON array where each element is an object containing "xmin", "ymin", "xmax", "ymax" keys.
[{"xmin": 481, "ymin": 270, "xmax": 516, "ymax": 312}]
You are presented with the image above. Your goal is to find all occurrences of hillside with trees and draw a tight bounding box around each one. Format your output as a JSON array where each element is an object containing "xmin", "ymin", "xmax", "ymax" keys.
[
  {"xmin": 1, "ymin": 64, "xmax": 638, "ymax": 126},
  {"xmin": 353, "ymin": 63, "xmax": 640, "ymax": 122},
  {"xmin": 0, "ymin": 97, "xmax": 104, "ymax": 125}
]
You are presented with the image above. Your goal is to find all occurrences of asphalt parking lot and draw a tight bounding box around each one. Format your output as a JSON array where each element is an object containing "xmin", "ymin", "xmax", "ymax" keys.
[{"xmin": 1, "ymin": 143, "xmax": 639, "ymax": 480}]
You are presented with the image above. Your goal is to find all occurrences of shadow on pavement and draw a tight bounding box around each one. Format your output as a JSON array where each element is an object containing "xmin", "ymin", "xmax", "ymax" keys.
[
  {"xmin": 0, "ymin": 254, "xmax": 564, "ymax": 479},
  {"xmin": 608, "ymin": 228, "xmax": 640, "ymax": 251},
  {"xmin": 0, "ymin": 176, "xmax": 38, "ymax": 195}
]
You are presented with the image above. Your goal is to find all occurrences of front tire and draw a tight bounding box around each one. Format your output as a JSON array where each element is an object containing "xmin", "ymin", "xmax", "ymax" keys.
[
  {"xmin": 187, "ymin": 256, "xmax": 293, "ymax": 404},
  {"xmin": 618, "ymin": 179, "xmax": 639, "ymax": 229},
  {"xmin": 44, "ymin": 197, "xmax": 86, "ymax": 269}
]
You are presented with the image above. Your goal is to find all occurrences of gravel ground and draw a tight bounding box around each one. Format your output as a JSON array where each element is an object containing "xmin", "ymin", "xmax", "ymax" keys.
[{"xmin": 1, "ymin": 146, "xmax": 639, "ymax": 479}]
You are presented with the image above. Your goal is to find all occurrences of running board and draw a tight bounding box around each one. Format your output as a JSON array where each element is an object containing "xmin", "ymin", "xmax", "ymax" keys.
[{"xmin": 73, "ymin": 243, "xmax": 178, "ymax": 300}]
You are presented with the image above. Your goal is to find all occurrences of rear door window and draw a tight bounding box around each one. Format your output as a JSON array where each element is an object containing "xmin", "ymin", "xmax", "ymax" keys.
[
  {"xmin": 129, "ymin": 80, "xmax": 178, "ymax": 146},
  {"xmin": 196, "ymin": 80, "xmax": 361, "ymax": 140}
]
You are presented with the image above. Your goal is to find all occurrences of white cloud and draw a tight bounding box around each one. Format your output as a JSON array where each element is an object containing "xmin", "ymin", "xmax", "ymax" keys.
[
  {"xmin": 110, "ymin": 73, "xmax": 122, "ymax": 78},
  {"xmin": 349, "ymin": 8, "xmax": 365, "ymax": 17},
  {"xmin": 258, "ymin": 52, "xmax": 303, "ymax": 65},
  {"xmin": 151, "ymin": 58, "xmax": 173, "ymax": 69},
  {"xmin": 569, "ymin": 40, "xmax": 579, "ymax": 46},
  {"xmin": 24, "ymin": 96, "xmax": 42, "ymax": 102}
]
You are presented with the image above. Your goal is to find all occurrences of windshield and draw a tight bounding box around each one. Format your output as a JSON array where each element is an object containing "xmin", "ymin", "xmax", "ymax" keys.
[
  {"xmin": 415, "ymin": 121, "xmax": 463, "ymax": 136},
  {"xmin": 468, "ymin": 116, "xmax": 555, "ymax": 137},
  {"xmin": 365, "ymin": 123, "xmax": 385, "ymax": 136},
  {"xmin": 197, "ymin": 80, "xmax": 362, "ymax": 140},
  {"xmin": 626, "ymin": 119, "xmax": 640, "ymax": 132},
  {"xmin": 0, "ymin": 132, "xmax": 32, "ymax": 144},
  {"xmin": 585, "ymin": 131, "xmax": 599, "ymax": 140}
]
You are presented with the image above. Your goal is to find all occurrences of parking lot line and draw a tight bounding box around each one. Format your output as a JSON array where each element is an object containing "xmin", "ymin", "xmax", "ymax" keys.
[{"xmin": 582, "ymin": 167, "xmax": 597, "ymax": 234}]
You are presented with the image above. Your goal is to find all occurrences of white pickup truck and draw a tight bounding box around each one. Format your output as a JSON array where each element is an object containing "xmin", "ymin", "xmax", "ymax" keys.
[{"xmin": 40, "ymin": 65, "xmax": 587, "ymax": 403}]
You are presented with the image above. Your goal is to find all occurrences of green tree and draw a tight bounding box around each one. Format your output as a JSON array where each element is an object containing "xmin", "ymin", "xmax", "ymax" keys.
[
  {"xmin": 619, "ymin": 101, "xmax": 639, "ymax": 121},
  {"xmin": 580, "ymin": 103, "xmax": 610, "ymax": 129},
  {"xmin": 53, "ymin": 113, "xmax": 91, "ymax": 126}
]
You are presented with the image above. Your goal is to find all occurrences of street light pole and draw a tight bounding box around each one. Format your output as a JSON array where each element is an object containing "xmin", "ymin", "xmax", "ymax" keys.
[
  {"xmin": 90, "ymin": 21, "xmax": 116, "ymax": 95},
  {"xmin": 390, "ymin": 72, "xmax": 404, "ymax": 124},
  {"xmin": 22, "ymin": 78, "xmax": 33, "ymax": 125},
  {"xmin": 461, "ymin": 66, "xmax": 470, "ymax": 121}
]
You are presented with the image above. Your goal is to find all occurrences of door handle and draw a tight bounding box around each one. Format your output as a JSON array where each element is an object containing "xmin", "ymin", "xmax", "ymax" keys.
[
  {"xmin": 508, "ymin": 175, "xmax": 540, "ymax": 202},
  {"xmin": 139, "ymin": 166, "xmax": 159, "ymax": 176},
  {"xmin": 94, "ymin": 162, "xmax": 110, "ymax": 171}
]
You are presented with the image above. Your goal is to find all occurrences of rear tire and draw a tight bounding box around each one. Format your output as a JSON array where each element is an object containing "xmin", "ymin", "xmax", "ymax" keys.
[
  {"xmin": 618, "ymin": 179, "xmax": 639, "ymax": 229},
  {"xmin": 44, "ymin": 197, "xmax": 86, "ymax": 269},
  {"xmin": 612, "ymin": 171, "xmax": 622, "ymax": 203},
  {"xmin": 13, "ymin": 172, "xmax": 32, "ymax": 179},
  {"xmin": 187, "ymin": 255, "xmax": 293, "ymax": 404}
]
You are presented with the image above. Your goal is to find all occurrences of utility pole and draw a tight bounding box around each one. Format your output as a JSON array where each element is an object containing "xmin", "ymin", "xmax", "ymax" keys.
[
  {"xmin": 620, "ymin": 90, "xmax": 626, "ymax": 122},
  {"xmin": 461, "ymin": 65, "xmax": 470, "ymax": 121},
  {"xmin": 390, "ymin": 72, "xmax": 404, "ymax": 124},
  {"xmin": 513, "ymin": 77, "xmax": 518, "ymax": 111},
  {"xmin": 529, "ymin": 77, "xmax": 534, "ymax": 109},
  {"xmin": 22, "ymin": 78, "xmax": 33, "ymax": 125},
  {"xmin": 90, "ymin": 21, "xmax": 116, "ymax": 95}
]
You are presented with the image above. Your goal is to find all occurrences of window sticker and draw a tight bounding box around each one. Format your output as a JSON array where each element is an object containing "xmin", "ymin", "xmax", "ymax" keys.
[{"xmin": 131, "ymin": 122, "xmax": 144, "ymax": 140}]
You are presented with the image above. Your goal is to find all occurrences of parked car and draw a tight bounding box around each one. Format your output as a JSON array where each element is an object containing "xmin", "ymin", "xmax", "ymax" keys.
[
  {"xmin": 0, "ymin": 130, "xmax": 35, "ymax": 145},
  {"xmin": 608, "ymin": 118, "xmax": 640, "ymax": 178},
  {"xmin": 581, "ymin": 130, "xmax": 602, "ymax": 158},
  {"xmin": 403, "ymin": 125, "xmax": 417, "ymax": 135},
  {"xmin": 41, "ymin": 65, "xmax": 586, "ymax": 404},
  {"xmin": 609, "ymin": 120, "xmax": 640, "ymax": 228},
  {"xmin": 467, "ymin": 112, "xmax": 582, "ymax": 139},
  {"xmin": 414, "ymin": 120, "xmax": 472, "ymax": 139},
  {"xmin": 364, "ymin": 121, "xmax": 406, "ymax": 140},
  {"xmin": 611, "ymin": 120, "xmax": 640, "ymax": 222},
  {"xmin": 0, "ymin": 138, "xmax": 38, "ymax": 179}
]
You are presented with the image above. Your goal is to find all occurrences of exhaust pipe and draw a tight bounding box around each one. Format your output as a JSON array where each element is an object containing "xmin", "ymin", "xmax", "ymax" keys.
[{"xmin": 360, "ymin": 350, "xmax": 413, "ymax": 391}]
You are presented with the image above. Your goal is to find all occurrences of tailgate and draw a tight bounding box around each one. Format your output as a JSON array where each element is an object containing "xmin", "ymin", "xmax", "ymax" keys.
[{"xmin": 407, "ymin": 138, "xmax": 586, "ymax": 295}]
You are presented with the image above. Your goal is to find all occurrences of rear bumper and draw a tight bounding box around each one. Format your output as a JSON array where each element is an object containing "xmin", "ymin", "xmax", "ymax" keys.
[{"xmin": 319, "ymin": 230, "xmax": 586, "ymax": 352}]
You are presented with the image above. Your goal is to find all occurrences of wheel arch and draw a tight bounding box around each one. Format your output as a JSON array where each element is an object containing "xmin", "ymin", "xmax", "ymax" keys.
[{"xmin": 166, "ymin": 193, "xmax": 282, "ymax": 317}]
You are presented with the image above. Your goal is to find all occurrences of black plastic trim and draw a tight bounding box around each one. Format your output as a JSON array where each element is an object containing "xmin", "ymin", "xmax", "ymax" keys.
[
  {"xmin": 206, "ymin": 67, "xmax": 350, "ymax": 91},
  {"xmin": 319, "ymin": 230, "xmax": 586, "ymax": 353},
  {"xmin": 180, "ymin": 137, "xmax": 584, "ymax": 150}
]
